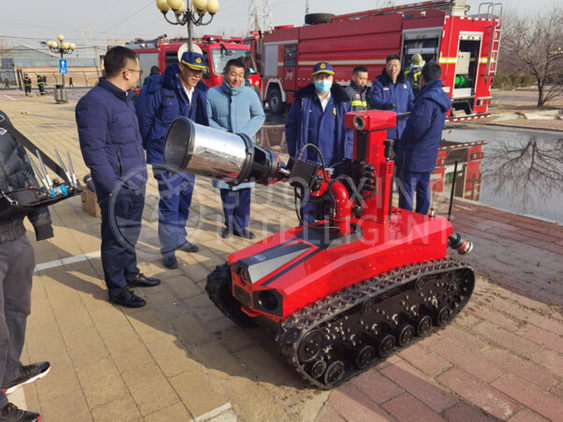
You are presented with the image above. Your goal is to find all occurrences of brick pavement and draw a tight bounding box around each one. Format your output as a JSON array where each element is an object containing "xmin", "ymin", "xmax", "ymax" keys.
[{"xmin": 1, "ymin": 89, "xmax": 562, "ymax": 421}]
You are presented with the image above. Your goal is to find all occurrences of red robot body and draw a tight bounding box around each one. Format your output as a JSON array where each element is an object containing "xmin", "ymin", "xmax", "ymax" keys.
[{"xmin": 164, "ymin": 110, "xmax": 474, "ymax": 388}]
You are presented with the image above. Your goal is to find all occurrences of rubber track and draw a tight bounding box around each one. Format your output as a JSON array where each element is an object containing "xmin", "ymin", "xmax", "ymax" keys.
[{"xmin": 275, "ymin": 259, "xmax": 475, "ymax": 389}]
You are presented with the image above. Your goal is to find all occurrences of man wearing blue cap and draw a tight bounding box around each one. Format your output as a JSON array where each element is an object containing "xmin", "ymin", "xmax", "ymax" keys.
[
  {"xmin": 285, "ymin": 61, "xmax": 353, "ymax": 223},
  {"xmin": 136, "ymin": 50, "xmax": 209, "ymax": 269}
]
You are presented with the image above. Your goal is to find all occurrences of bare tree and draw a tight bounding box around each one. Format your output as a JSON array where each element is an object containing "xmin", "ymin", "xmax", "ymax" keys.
[
  {"xmin": 499, "ymin": 6, "xmax": 563, "ymax": 106},
  {"xmin": 483, "ymin": 139, "xmax": 563, "ymax": 204}
]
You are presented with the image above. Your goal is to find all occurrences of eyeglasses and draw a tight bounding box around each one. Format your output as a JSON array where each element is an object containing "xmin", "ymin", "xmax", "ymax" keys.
[{"xmin": 127, "ymin": 69, "xmax": 143, "ymax": 74}]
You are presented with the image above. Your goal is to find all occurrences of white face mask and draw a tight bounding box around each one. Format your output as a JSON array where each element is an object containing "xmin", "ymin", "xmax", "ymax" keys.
[{"xmin": 315, "ymin": 80, "xmax": 332, "ymax": 94}]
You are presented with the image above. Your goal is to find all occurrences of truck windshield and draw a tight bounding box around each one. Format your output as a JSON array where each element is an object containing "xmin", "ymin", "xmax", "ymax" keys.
[{"xmin": 210, "ymin": 48, "xmax": 258, "ymax": 75}]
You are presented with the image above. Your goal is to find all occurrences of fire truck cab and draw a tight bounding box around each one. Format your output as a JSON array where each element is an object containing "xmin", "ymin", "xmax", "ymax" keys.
[
  {"xmin": 258, "ymin": 0, "xmax": 501, "ymax": 122},
  {"xmin": 127, "ymin": 35, "xmax": 261, "ymax": 92}
]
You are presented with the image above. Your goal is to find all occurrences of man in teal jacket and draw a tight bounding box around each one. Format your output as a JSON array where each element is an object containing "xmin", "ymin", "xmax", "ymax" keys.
[{"xmin": 207, "ymin": 59, "xmax": 265, "ymax": 239}]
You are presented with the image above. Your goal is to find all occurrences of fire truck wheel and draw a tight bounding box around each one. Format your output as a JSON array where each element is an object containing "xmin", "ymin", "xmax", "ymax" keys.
[
  {"xmin": 305, "ymin": 13, "xmax": 335, "ymax": 25},
  {"xmin": 267, "ymin": 88, "xmax": 284, "ymax": 115}
]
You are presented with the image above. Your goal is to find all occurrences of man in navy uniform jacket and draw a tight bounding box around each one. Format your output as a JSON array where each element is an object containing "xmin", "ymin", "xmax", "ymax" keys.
[{"xmin": 395, "ymin": 61, "xmax": 451, "ymax": 215}]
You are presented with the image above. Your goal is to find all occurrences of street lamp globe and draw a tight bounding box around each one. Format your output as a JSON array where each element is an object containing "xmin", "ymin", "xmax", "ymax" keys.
[
  {"xmin": 166, "ymin": 0, "xmax": 184, "ymax": 10},
  {"xmin": 156, "ymin": 0, "xmax": 170, "ymax": 12},
  {"xmin": 207, "ymin": 0, "xmax": 219, "ymax": 14},
  {"xmin": 175, "ymin": 1, "xmax": 186, "ymax": 14},
  {"xmin": 57, "ymin": 34, "xmax": 65, "ymax": 42},
  {"xmin": 192, "ymin": 0, "xmax": 208, "ymax": 13}
]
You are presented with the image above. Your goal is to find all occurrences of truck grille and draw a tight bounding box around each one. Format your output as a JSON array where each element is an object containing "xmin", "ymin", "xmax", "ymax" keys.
[{"xmin": 234, "ymin": 284, "xmax": 251, "ymax": 307}]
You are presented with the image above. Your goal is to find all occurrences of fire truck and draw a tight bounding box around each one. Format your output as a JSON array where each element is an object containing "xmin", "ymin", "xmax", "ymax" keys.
[
  {"xmin": 256, "ymin": 0, "xmax": 501, "ymax": 122},
  {"xmin": 126, "ymin": 35, "xmax": 261, "ymax": 92}
]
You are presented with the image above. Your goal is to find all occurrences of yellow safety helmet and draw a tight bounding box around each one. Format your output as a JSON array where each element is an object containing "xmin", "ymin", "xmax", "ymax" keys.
[{"xmin": 412, "ymin": 53, "xmax": 423, "ymax": 66}]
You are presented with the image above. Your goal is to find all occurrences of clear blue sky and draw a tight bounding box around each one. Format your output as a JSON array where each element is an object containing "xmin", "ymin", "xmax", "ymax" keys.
[{"xmin": 0, "ymin": 0, "xmax": 558, "ymax": 49}]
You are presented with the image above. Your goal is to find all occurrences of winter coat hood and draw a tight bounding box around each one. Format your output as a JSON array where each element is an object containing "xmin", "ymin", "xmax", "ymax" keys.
[{"xmin": 415, "ymin": 79, "xmax": 450, "ymax": 112}]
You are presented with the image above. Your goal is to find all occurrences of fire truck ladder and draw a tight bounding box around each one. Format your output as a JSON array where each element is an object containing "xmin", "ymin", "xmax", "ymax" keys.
[
  {"xmin": 478, "ymin": 2, "xmax": 503, "ymax": 84},
  {"xmin": 331, "ymin": 0, "xmax": 460, "ymax": 22}
]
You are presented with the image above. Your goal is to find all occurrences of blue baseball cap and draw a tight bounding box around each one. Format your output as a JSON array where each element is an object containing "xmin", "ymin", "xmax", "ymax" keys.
[
  {"xmin": 312, "ymin": 62, "xmax": 334, "ymax": 76},
  {"xmin": 180, "ymin": 51, "xmax": 206, "ymax": 71}
]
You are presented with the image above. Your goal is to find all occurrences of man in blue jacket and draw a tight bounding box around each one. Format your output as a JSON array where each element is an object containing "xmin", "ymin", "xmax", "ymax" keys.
[
  {"xmin": 207, "ymin": 59, "xmax": 265, "ymax": 240},
  {"xmin": 285, "ymin": 62, "xmax": 353, "ymax": 224},
  {"xmin": 369, "ymin": 54, "xmax": 414, "ymax": 148},
  {"xmin": 76, "ymin": 46, "xmax": 160, "ymax": 308},
  {"xmin": 395, "ymin": 61, "xmax": 451, "ymax": 215},
  {"xmin": 136, "ymin": 51, "xmax": 208, "ymax": 269}
]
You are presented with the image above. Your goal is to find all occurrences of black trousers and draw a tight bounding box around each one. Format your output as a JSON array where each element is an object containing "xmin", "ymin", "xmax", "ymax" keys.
[
  {"xmin": 98, "ymin": 186, "xmax": 145, "ymax": 299},
  {"xmin": 0, "ymin": 235, "xmax": 34, "ymax": 408}
]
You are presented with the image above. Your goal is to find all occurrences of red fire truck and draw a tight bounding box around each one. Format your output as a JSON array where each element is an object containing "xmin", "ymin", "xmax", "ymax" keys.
[
  {"xmin": 256, "ymin": 0, "xmax": 501, "ymax": 122},
  {"xmin": 127, "ymin": 35, "xmax": 261, "ymax": 92}
]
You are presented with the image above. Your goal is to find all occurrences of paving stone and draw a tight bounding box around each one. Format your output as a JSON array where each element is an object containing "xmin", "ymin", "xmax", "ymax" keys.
[
  {"xmin": 397, "ymin": 344, "xmax": 452, "ymax": 377},
  {"xmin": 122, "ymin": 363, "xmax": 179, "ymax": 416},
  {"xmin": 169, "ymin": 312, "xmax": 214, "ymax": 346},
  {"xmin": 491, "ymin": 374, "xmax": 563, "ymax": 422},
  {"xmin": 438, "ymin": 325, "xmax": 489, "ymax": 353},
  {"xmin": 75, "ymin": 357, "xmax": 129, "ymax": 409},
  {"xmin": 442, "ymin": 401, "xmax": 499, "ymax": 422},
  {"xmin": 382, "ymin": 393, "xmax": 446, "ymax": 422},
  {"xmin": 508, "ymin": 409, "xmax": 550, "ymax": 422},
  {"xmin": 516, "ymin": 325, "xmax": 563, "ymax": 354},
  {"xmin": 145, "ymin": 336, "xmax": 201, "ymax": 378},
  {"xmin": 143, "ymin": 401, "xmax": 191, "ymax": 421},
  {"xmin": 90, "ymin": 395, "xmax": 142, "ymax": 421},
  {"xmin": 39, "ymin": 389, "xmax": 92, "ymax": 422},
  {"xmin": 327, "ymin": 383, "xmax": 393, "ymax": 422},
  {"xmin": 436, "ymin": 368, "xmax": 519, "ymax": 420},
  {"xmin": 428, "ymin": 337, "xmax": 504, "ymax": 382},
  {"xmin": 472, "ymin": 321, "xmax": 541, "ymax": 357},
  {"xmin": 190, "ymin": 342, "xmax": 247, "ymax": 378},
  {"xmin": 530, "ymin": 349, "xmax": 563, "ymax": 379},
  {"xmin": 380, "ymin": 360, "xmax": 458, "ymax": 413},
  {"xmin": 170, "ymin": 370, "xmax": 231, "ymax": 420},
  {"xmin": 481, "ymin": 349, "xmax": 557, "ymax": 390},
  {"xmin": 350, "ymin": 368, "xmax": 404, "ymax": 404},
  {"xmin": 317, "ymin": 408, "xmax": 346, "ymax": 422}
]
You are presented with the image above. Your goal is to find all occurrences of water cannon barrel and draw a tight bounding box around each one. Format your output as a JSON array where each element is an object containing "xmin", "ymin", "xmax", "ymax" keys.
[
  {"xmin": 448, "ymin": 233, "xmax": 473, "ymax": 254},
  {"xmin": 163, "ymin": 117, "xmax": 286, "ymax": 187}
]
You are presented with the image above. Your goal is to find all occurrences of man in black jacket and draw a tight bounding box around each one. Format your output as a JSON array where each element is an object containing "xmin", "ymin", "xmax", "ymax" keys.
[{"xmin": 0, "ymin": 110, "xmax": 52, "ymax": 421}]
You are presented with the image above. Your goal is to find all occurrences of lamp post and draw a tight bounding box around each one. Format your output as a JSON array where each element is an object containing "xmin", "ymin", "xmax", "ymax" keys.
[
  {"xmin": 46, "ymin": 34, "xmax": 75, "ymax": 103},
  {"xmin": 156, "ymin": 0, "xmax": 220, "ymax": 51}
]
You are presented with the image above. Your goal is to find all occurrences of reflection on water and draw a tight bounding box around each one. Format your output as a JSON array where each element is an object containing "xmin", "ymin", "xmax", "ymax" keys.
[
  {"xmin": 259, "ymin": 124, "xmax": 563, "ymax": 223},
  {"xmin": 444, "ymin": 128, "xmax": 563, "ymax": 223}
]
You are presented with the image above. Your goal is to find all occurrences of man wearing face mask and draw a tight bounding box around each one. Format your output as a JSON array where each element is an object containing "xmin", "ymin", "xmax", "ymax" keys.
[
  {"xmin": 369, "ymin": 54, "xmax": 414, "ymax": 149},
  {"xmin": 285, "ymin": 62, "xmax": 353, "ymax": 223}
]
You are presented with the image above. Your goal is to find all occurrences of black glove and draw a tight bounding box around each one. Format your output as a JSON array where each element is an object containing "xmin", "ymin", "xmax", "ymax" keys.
[
  {"xmin": 35, "ymin": 223, "xmax": 54, "ymax": 241},
  {"xmin": 385, "ymin": 103, "xmax": 396, "ymax": 110}
]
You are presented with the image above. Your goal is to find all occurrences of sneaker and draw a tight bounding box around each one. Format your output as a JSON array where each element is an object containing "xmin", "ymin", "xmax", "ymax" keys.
[
  {"xmin": 177, "ymin": 241, "xmax": 199, "ymax": 253},
  {"xmin": 0, "ymin": 403, "xmax": 40, "ymax": 421},
  {"xmin": 1, "ymin": 362, "xmax": 50, "ymax": 395},
  {"xmin": 162, "ymin": 255, "xmax": 178, "ymax": 269}
]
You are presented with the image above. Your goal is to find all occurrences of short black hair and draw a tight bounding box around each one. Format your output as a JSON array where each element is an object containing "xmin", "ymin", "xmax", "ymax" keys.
[
  {"xmin": 150, "ymin": 66, "xmax": 160, "ymax": 75},
  {"xmin": 104, "ymin": 46, "xmax": 138, "ymax": 78},
  {"xmin": 386, "ymin": 54, "xmax": 401, "ymax": 63},
  {"xmin": 223, "ymin": 59, "xmax": 245, "ymax": 75},
  {"xmin": 353, "ymin": 66, "xmax": 368, "ymax": 75},
  {"xmin": 421, "ymin": 61, "xmax": 442, "ymax": 82}
]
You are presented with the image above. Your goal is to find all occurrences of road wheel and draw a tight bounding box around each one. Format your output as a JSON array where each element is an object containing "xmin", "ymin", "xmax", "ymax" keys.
[{"xmin": 267, "ymin": 88, "xmax": 284, "ymax": 114}]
